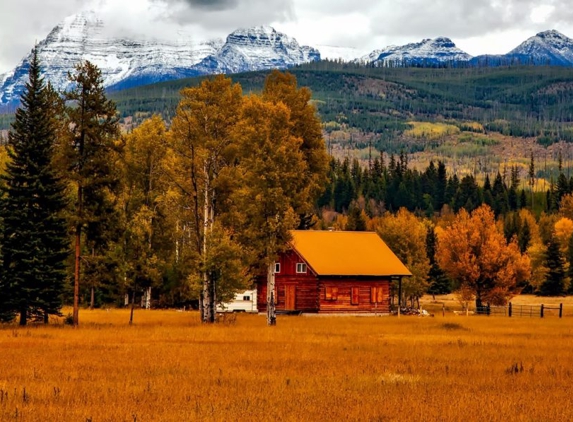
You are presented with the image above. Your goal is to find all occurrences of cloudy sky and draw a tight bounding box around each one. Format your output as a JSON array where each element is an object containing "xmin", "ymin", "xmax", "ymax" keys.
[{"xmin": 1, "ymin": 0, "xmax": 572, "ymax": 73}]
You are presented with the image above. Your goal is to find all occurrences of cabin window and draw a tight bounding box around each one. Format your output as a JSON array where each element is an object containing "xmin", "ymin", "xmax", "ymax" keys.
[
  {"xmin": 243, "ymin": 296, "xmax": 250, "ymax": 301},
  {"xmin": 371, "ymin": 287, "xmax": 384, "ymax": 303},
  {"xmin": 296, "ymin": 263, "xmax": 307, "ymax": 273},
  {"xmin": 351, "ymin": 287, "xmax": 360, "ymax": 305},
  {"xmin": 325, "ymin": 286, "xmax": 338, "ymax": 301},
  {"xmin": 275, "ymin": 262, "xmax": 281, "ymax": 273}
]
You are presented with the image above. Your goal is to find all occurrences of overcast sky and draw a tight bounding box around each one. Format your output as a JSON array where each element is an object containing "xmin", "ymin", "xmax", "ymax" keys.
[{"xmin": 1, "ymin": 0, "xmax": 573, "ymax": 73}]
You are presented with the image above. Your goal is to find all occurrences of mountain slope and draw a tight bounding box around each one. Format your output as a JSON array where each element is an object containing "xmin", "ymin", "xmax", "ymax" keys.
[
  {"xmin": 0, "ymin": 13, "xmax": 320, "ymax": 105},
  {"xmin": 192, "ymin": 26, "xmax": 320, "ymax": 75},
  {"xmin": 506, "ymin": 30, "xmax": 573, "ymax": 65},
  {"xmin": 360, "ymin": 37, "xmax": 472, "ymax": 65}
]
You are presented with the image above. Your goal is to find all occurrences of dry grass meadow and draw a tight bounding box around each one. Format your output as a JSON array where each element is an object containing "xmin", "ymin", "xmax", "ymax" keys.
[{"xmin": 1, "ymin": 306, "xmax": 573, "ymax": 422}]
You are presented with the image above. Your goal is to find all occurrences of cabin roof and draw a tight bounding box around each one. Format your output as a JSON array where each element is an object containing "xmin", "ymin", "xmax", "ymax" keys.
[{"xmin": 290, "ymin": 230, "xmax": 412, "ymax": 277}]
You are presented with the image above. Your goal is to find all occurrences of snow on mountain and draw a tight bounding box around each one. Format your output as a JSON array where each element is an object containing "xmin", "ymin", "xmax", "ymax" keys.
[
  {"xmin": 194, "ymin": 26, "xmax": 320, "ymax": 75},
  {"xmin": 0, "ymin": 15, "xmax": 318, "ymax": 105},
  {"xmin": 506, "ymin": 30, "xmax": 573, "ymax": 66},
  {"xmin": 359, "ymin": 37, "xmax": 472, "ymax": 65}
]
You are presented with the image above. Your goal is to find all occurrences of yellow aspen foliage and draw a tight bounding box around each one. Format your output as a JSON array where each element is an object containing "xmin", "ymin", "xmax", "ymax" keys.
[
  {"xmin": 554, "ymin": 217, "xmax": 573, "ymax": 255},
  {"xmin": 527, "ymin": 241, "xmax": 549, "ymax": 292},
  {"xmin": 436, "ymin": 205, "xmax": 531, "ymax": 306},
  {"xmin": 371, "ymin": 208, "xmax": 430, "ymax": 302},
  {"xmin": 262, "ymin": 70, "xmax": 329, "ymax": 213}
]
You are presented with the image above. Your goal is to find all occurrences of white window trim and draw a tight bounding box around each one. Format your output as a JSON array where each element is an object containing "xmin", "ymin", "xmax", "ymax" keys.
[
  {"xmin": 296, "ymin": 263, "xmax": 307, "ymax": 274},
  {"xmin": 275, "ymin": 262, "xmax": 281, "ymax": 273}
]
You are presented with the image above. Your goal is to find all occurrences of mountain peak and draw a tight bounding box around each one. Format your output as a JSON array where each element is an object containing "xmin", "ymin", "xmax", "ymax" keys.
[
  {"xmin": 0, "ymin": 15, "xmax": 319, "ymax": 105},
  {"xmin": 360, "ymin": 36, "xmax": 471, "ymax": 64},
  {"xmin": 195, "ymin": 25, "xmax": 319, "ymax": 74},
  {"xmin": 508, "ymin": 29, "xmax": 573, "ymax": 65},
  {"xmin": 536, "ymin": 29, "xmax": 568, "ymax": 39}
]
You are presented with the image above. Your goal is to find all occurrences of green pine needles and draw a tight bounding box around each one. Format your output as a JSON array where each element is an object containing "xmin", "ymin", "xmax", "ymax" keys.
[{"xmin": 0, "ymin": 48, "xmax": 69, "ymax": 325}]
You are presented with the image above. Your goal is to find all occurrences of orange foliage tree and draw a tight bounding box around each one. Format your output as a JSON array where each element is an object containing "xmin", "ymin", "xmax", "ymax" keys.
[{"xmin": 436, "ymin": 205, "xmax": 531, "ymax": 306}]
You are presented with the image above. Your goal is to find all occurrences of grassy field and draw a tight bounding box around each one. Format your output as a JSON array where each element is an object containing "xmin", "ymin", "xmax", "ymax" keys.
[{"xmin": 1, "ymin": 309, "xmax": 573, "ymax": 421}]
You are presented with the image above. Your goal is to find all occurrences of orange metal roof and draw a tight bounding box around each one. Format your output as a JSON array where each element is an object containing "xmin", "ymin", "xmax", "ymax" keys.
[{"xmin": 290, "ymin": 231, "xmax": 412, "ymax": 277}]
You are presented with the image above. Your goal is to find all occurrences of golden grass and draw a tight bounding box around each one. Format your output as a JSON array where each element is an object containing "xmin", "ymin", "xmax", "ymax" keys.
[{"xmin": 1, "ymin": 309, "xmax": 573, "ymax": 421}]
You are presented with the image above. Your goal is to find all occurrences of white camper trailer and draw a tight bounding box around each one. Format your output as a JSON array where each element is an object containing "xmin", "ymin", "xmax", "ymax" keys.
[{"xmin": 216, "ymin": 290, "xmax": 257, "ymax": 313}]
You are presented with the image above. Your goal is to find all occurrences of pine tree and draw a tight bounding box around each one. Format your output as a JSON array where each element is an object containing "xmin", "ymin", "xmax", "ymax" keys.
[
  {"xmin": 346, "ymin": 202, "xmax": 367, "ymax": 231},
  {"xmin": 426, "ymin": 225, "xmax": 451, "ymax": 296},
  {"xmin": 0, "ymin": 48, "xmax": 68, "ymax": 325},
  {"xmin": 539, "ymin": 232, "xmax": 565, "ymax": 296},
  {"xmin": 60, "ymin": 61, "xmax": 120, "ymax": 326}
]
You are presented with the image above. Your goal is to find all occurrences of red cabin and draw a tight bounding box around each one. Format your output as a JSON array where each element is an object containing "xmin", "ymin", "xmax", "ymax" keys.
[{"xmin": 256, "ymin": 230, "xmax": 412, "ymax": 314}]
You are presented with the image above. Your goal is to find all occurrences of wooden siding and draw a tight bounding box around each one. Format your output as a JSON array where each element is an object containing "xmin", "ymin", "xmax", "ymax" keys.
[
  {"xmin": 257, "ymin": 277, "xmax": 319, "ymax": 313},
  {"xmin": 318, "ymin": 279, "xmax": 391, "ymax": 313},
  {"xmin": 256, "ymin": 250, "xmax": 393, "ymax": 314},
  {"xmin": 275, "ymin": 250, "xmax": 312, "ymax": 277}
]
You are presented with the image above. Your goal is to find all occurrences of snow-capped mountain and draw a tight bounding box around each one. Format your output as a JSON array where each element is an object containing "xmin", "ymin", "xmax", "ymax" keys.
[
  {"xmin": 470, "ymin": 30, "xmax": 573, "ymax": 67},
  {"xmin": 193, "ymin": 26, "xmax": 320, "ymax": 75},
  {"xmin": 359, "ymin": 37, "xmax": 472, "ymax": 65},
  {"xmin": 506, "ymin": 30, "xmax": 573, "ymax": 66},
  {"xmin": 0, "ymin": 13, "xmax": 320, "ymax": 105}
]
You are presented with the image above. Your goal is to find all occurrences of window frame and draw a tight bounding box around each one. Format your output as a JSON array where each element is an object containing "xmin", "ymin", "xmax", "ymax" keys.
[
  {"xmin": 296, "ymin": 262, "xmax": 307, "ymax": 274},
  {"xmin": 275, "ymin": 262, "xmax": 281, "ymax": 273},
  {"xmin": 325, "ymin": 286, "xmax": 338, "ymax": 301}
]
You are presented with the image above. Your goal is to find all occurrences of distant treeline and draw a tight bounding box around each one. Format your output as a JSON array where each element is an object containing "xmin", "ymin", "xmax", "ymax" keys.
[{"xmin": 320, "ymin": 153, "xmax": 571, "ymax": 216}]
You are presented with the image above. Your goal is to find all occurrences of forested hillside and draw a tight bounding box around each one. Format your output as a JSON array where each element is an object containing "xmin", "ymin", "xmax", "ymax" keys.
[
  {"xmin": 109, "ymin": 62, "xmax": 573, "ymax": 143},
  {"xmin": 102, "ymin": 62, "xmax": 573, "ymax": 182}
]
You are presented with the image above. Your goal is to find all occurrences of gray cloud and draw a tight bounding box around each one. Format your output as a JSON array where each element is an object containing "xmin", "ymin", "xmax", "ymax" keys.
[
  {"xmin": 170, "ymin": 0, "xmax": 239, "ymax": 10},
  {"xmin": 288, "ymin": 0, "xmax": 573, "ymax": 56},
  {"xmin": 0, "ymin": 0, "xmax": 89, "ymax": 73},
  {"xmin": 1, "ymin": 0, "xmax": 573, "ymax": 73},
  {"xmin": 162, "ymin": 0, "xmax": 294, "ymax": 29}
]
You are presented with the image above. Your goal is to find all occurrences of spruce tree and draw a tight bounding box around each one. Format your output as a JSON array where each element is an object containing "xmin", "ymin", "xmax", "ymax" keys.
[
  {"xmin": 0, "ymin": 48, "xmax": 68, "ymax": 325},
  {"xmin": 539, "ymin": 232, "xmax": 565, "ymax": 296}
]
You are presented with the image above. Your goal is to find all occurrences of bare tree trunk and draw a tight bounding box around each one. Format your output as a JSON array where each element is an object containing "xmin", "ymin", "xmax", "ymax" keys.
[
  {"xmin": 201, "ymin": 163, "xmax": 215, "ymax": 323},
  {"xmin": 145, "ymin": 287, "xmax": 151, "ymax": 310},
  {"xmin": 267, "ymin": 263, "xmax": 276, "ymax": 326},
  {"xmin": 90, "ymin": 286, "xmax": 95, "ymax": 310},
  {"xmin": 19, "ymin": 306, "xmax": 27, "ymax": 326},
  {"xmin": 73, "ymin": 224, "xmax": 81, "ymax": 326},
  {"xmin": 73, "ymin": 185, "xmax": 83, "ymax": 326},
  {"xmin": 129, "ymin": 286, "xmax": 136, "ymax": 325}
]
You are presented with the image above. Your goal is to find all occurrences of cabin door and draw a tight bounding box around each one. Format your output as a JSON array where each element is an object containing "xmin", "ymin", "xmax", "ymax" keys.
[{"xmin": 285, "ymin": 285, "xmax": 296, "ymax": 310}]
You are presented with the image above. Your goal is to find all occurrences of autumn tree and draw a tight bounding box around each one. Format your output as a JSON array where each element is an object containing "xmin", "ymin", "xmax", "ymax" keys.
[
  {"xmin": 229, "ymin": 96, "xmax": 311, "ymax": 325},
  {"xmin": 59, "ymin": 61, "xmax": 120, "ymax": 326},
  {"xmin": 436, "ymin": 205, "xmax": 530, "ymax": 307},
  {"xmin": 167, "ymin": 75, "xmax": 243, "ymax": 323},
  {"xmin": 0, "ymin": 48, "xmax": 68, "ymax": 325},
  {"xmin": 371, "ymin": 208, "xmax": 430, "ymax": 306},
  {"xmin": 262, "ymin": 70, "xmax": 329, "ymax": 224},
  {"xmin": 119, "ymin": 115, "xmax": 171, "ymax": 321}
]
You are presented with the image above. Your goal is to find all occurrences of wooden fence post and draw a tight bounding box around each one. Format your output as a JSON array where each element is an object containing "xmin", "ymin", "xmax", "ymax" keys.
[
  {"xmin": 559, "ymin": 303, "xmax": 563, "ymax": 319},
  {"xmin": 540, "ymin": 304, "xmax": 544, "ymax": 318},
  {"xmin": 508, "ymin": 302, "xmax": 512, "ymax": 318},
  {"xmin": 442, "ymin": 304, "xmax": 445, "ymax": 317}
]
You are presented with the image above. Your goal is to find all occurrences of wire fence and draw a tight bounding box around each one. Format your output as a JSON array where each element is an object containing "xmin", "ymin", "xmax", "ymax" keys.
[{"xmin": 475, "ymin": 303, "xmax": 564, "ymax": 318}]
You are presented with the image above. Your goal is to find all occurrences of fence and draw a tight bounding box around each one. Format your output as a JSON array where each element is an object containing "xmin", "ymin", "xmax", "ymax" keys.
[{"xmin": 476, "ymin": 303, "xmax": 564, "ymax": 318}]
